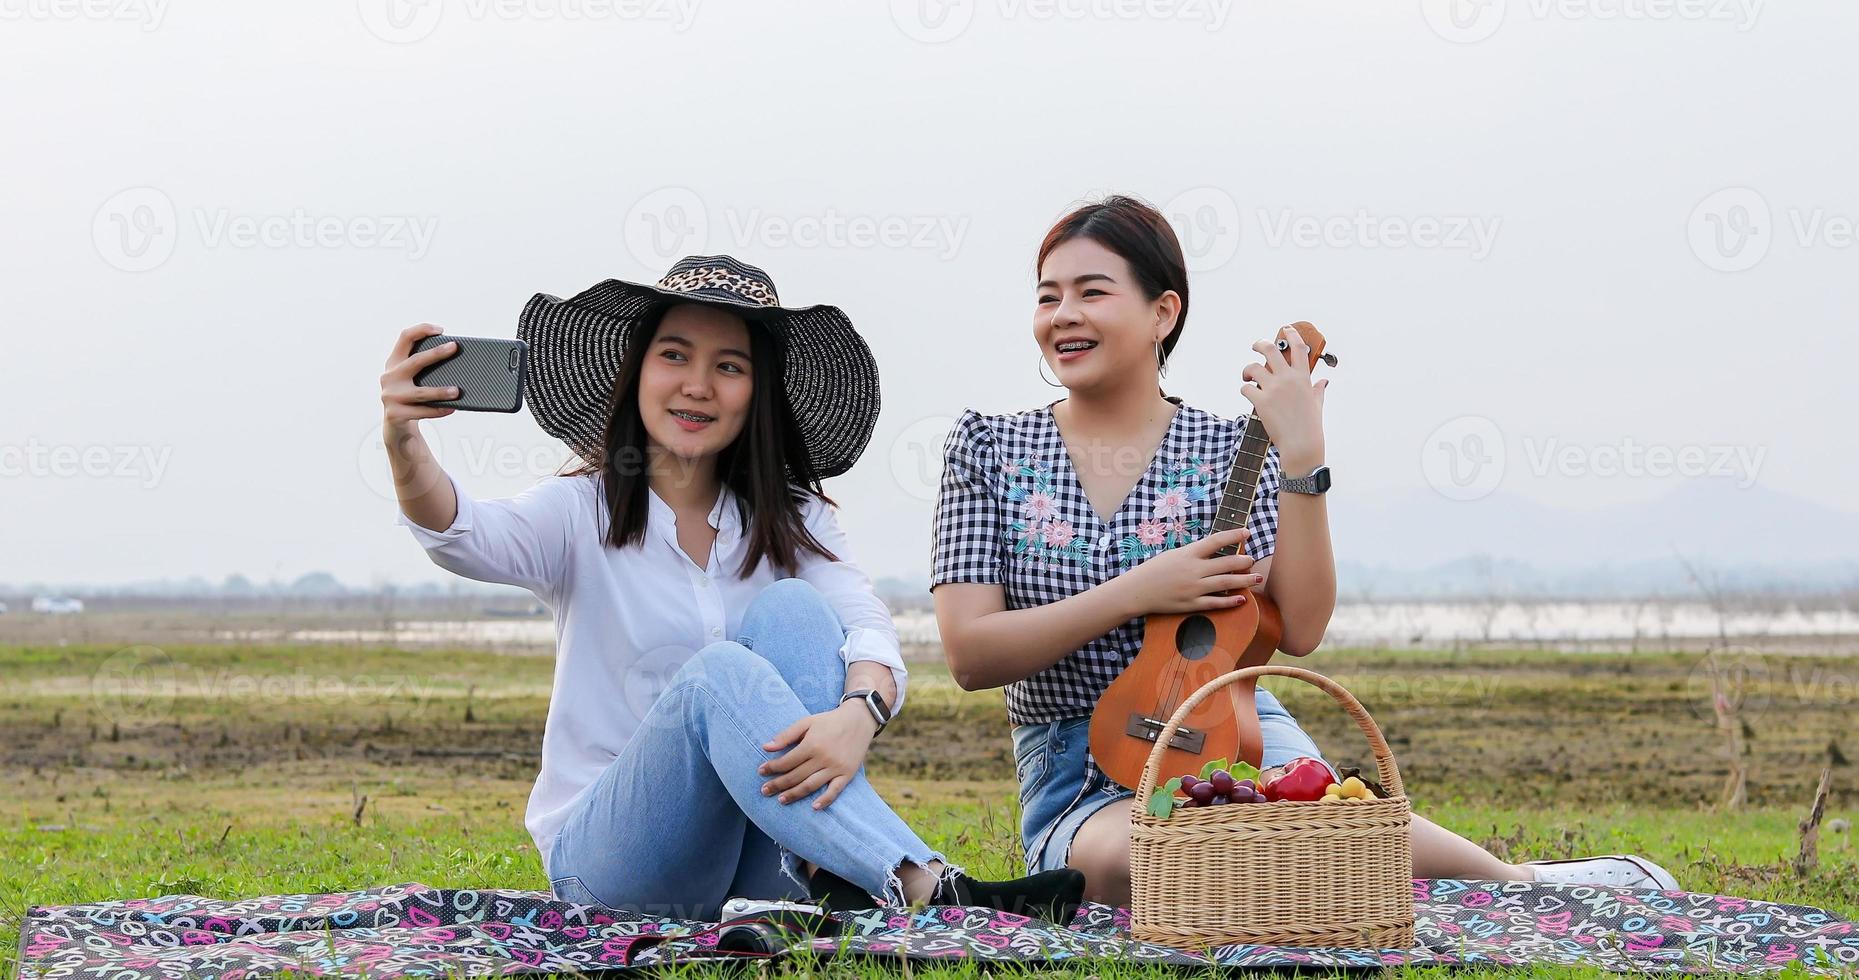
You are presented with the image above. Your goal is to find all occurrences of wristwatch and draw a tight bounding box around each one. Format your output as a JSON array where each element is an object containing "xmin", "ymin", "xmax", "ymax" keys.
[
  {"xmin": 840, "ymin": 689, "xmax": 892, "ymax": 735},
  {"xmin": 1282, "ymin": 464, "xmax": 1332, "ymax": 495}
]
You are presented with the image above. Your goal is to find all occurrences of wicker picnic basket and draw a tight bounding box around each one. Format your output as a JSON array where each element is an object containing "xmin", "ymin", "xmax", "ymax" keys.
[{"xmin": 1129, "ymin": 665, "xmax": 1415, "ymax": 949}]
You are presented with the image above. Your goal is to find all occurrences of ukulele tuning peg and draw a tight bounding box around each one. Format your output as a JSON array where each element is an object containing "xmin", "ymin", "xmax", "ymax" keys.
[{"xmin": 1320, "ymin": 353, "xmax": 1339, "ymax": 367}]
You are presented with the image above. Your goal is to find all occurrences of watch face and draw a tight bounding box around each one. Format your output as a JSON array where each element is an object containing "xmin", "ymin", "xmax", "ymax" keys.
[{"xmin": 1313, "ymin": 466, "xmax": 1332, "ymax": 492}]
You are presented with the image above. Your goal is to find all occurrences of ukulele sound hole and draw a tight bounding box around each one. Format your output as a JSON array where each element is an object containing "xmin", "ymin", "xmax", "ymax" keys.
[{"xmin": 1175, "ymin": 615, "xmax": 1216, "ymax": 661}]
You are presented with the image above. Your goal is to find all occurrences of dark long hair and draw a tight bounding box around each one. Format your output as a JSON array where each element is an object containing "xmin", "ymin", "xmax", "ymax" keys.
[
  {"xmin": 1036, "ymin": 194, "xmax": 1191, "ymax": 373},
  {"xmin": 565, "ymin": 304, "xmax": 837, "ymax": 577}
]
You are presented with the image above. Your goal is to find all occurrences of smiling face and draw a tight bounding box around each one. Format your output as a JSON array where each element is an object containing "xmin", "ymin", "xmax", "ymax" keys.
[
  {"xmin": 636, "ymin": 303, "xmax": 755, "ymax": 467},
  {"xmin": 1034, "ymin": 236, "xmax": 1181, "ymax": 392}
]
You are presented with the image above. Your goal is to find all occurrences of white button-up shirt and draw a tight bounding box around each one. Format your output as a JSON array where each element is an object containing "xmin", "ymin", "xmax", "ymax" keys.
[{"xmin": 397, "ymin": 472, "xmax": 908, "ymax": 872}]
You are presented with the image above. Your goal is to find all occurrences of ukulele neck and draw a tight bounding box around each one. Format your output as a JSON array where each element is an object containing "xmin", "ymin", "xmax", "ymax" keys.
[{"xmin": 1209, "ymin": 416, "xmax": 1271, "ymax": 557}]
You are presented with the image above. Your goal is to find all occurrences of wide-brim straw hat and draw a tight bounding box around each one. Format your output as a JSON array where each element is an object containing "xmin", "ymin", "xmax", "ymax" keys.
[{"xmin": 517, "ymin": 254, "xmax": 880, "ymax": 479}]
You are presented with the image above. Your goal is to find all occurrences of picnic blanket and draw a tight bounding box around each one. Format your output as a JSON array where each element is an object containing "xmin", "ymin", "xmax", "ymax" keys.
[{"xmin": 19, "ymin": 878, "xmax": 1859, "ymax": 977}]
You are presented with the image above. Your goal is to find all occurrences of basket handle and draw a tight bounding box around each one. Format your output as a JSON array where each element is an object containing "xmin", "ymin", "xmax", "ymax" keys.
[{"xmin": 1133, "ymin": 665, "xmax": 1406, "ymax": 802}]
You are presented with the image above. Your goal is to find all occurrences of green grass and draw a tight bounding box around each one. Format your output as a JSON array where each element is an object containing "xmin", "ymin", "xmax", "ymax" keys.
[{"xmin": 5, "ymin": 642, "xmax": 1858, "ymax": 979}]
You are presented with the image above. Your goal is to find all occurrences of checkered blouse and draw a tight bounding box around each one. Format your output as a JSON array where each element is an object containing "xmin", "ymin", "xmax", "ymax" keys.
[{"xmin": 931, "ymin": 397, "xmax": 1282, "ymax": 726}]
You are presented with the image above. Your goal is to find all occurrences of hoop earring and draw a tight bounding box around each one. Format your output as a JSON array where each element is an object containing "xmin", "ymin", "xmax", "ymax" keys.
[
  {"xmin": 1156, "ymin": 341, "xmax": 1168, "ymax": 378},
  {"xmin": 1038, "ymin": 353, "xmax": 1064, "ymax": 388}
]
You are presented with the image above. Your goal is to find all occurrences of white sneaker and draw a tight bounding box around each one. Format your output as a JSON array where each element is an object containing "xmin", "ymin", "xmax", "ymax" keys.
[{"xmin": 1524, "ymin": 855, "xmax": 1680, "ymax": 891}]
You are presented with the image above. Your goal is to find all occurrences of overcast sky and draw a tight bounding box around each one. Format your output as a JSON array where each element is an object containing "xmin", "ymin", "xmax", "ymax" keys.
[{"xmin": 2, "ymin": 0, "xmax": 1854, "ymax": 587}]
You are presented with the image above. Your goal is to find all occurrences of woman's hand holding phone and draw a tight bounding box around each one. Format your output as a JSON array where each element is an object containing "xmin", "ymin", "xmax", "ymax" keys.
[
  {"xmin": 380, "ymin": 323, "xmax": 463, "ymax": 532},
  {"xmin": 382, "ymin": 323, "xmax": 463, "ymax": 426}
]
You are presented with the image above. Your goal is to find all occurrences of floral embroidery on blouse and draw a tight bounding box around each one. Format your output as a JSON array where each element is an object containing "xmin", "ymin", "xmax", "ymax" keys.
[
  {"xmin": 1004, "ymin": 457, "xmax": 1089, "ymax": 568},
  {"xmin": 1114, "ymin": 454, "xmax": 1216, "ymax": 569}
]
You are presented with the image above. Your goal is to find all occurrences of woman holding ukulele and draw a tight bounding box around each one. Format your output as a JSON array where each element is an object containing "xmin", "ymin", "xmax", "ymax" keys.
[{"xmin": 930, "ymin": 195, "xmax": 1680, "ymax": 907}]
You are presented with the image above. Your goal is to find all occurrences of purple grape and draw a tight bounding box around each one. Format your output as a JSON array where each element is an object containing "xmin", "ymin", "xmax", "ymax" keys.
[
  {"xmin": 1236, "ymin": 778, "xmax": 1256, "ymax": 794},
  {"xmin": 1180, "ymin": 774, "xmax": 1201, "ymax": 791},
  {"xmin": 1210, "ymin": 794, "xmax": 1231, "ymax": 806},
  {"xmin": 1208, "ymin": 771, "xmax": 1236, "ymax": 795},
  {"xmin": 1187, "ymin": 781, "xmax": 1217, "ymax": 804}
]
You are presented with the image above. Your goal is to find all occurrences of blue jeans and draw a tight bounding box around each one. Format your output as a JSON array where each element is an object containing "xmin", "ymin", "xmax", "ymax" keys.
[
  {"xmin": 546, "ymin": 579, "xmax": 952, "ymax": 920},
  {"xmin": 1012, "ymin": 688, "xmax": 1327, "ymax": 874}
]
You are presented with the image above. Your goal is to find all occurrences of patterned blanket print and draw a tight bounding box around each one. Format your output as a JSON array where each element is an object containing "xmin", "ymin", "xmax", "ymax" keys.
[{"xmin": 19, "ymin": 878, "xmax": 1859, "ymax": 977}]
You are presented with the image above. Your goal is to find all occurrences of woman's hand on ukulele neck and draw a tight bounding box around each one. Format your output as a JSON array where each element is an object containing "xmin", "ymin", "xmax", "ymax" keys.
[
  {"xmin": 1111, "ymin": 527, "xmax": 1264, "ymax": 617},
  {"xmin": 1241, "ymin": 325, "xmax": 1329, "ymax": 475}
]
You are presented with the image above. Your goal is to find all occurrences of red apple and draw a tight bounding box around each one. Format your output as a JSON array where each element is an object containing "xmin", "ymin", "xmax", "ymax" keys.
[{"xmin": 1263, "ymin": 757, "xmax": 1336, "ymax": 802}]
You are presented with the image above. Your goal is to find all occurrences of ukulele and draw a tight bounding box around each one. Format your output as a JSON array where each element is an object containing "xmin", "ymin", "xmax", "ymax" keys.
[{"xmin": 1087, "ymin": 322, "xmax": 1337, "ymax": 791}]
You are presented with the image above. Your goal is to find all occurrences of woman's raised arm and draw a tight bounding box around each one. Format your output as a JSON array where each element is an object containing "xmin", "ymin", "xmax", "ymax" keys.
[{"xmin": 382, "ymin": 322, "xmax": 576, "ymax": 596}]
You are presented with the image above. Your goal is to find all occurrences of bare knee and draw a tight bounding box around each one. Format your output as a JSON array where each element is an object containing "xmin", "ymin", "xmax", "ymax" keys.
[{"xmin": 1066, "ymin": 801, "xmax": 1132, "ymax": 907}]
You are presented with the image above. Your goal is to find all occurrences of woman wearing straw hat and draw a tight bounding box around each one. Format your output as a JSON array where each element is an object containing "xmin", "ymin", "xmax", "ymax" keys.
[{"xmin": 381, "ymin": 255, "xmax": 1084, "ymax": 922}]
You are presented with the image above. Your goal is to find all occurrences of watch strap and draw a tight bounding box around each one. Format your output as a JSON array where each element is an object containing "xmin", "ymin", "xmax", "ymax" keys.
[{"xmin": 1282, "ymin": 465, "xmax": 1331, "ymax": 495}]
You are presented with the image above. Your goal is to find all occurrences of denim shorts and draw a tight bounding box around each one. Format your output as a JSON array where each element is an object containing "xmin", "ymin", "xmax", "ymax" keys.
[{"xmin": 1011, "ymin": 687, "xmax": 1327, "ymax": 874}]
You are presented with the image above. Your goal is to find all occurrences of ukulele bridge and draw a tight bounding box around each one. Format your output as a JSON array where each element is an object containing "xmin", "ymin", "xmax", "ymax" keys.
[{"xmin": 1124, "ymin": 713, "xmax": 1206, "ymax": 753}]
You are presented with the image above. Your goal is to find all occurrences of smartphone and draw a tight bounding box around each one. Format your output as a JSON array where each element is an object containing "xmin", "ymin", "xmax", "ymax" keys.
[{"xmin": 410, "ymin": 335, "xmax": 527, "ymax": 413}]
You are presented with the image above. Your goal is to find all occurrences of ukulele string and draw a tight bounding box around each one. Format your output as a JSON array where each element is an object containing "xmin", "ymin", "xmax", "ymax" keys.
[{"xmin": 1156, "ymin": 657, "xmax": 1189, "ymax": 736}]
